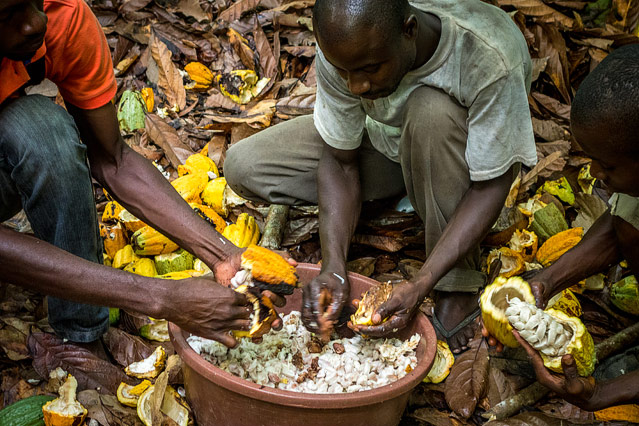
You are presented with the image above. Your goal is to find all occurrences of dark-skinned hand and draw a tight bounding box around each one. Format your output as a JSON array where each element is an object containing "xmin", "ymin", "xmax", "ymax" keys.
[
  {"xmin": 165, "ymin": 276, "xmax": 287, "ymax": 348},
  {"xmin": 302, "ymin": 270, "xmax": 350, "ymax": 333},
  {"xmin": 513, "ymin": 329, "xmax": 600, "ymax": 410},
  {"xmin": 213, "ymin": 247, "xmax": 297, "ymax": 287},
  {"xmin": 348, "ymin": 280, "xmax": 424, "ymax": 337}
]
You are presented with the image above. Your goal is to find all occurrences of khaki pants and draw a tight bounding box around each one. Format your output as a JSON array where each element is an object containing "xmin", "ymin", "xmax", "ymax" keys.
[{"xmin": 225, "ymin": 86, "xmax": 485, "ymax": 292}]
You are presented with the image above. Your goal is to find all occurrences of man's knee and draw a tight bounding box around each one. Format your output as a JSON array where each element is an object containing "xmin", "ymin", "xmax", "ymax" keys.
[{"xmin": 403, "ymin": 86, "xmax": 468, "ymax": 135}]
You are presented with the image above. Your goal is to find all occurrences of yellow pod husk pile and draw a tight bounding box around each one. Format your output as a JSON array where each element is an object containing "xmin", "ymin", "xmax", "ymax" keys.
[
  {"xmin": 123, "ymin": 258, "xmax": 157, "ymax": 277},
  {"xmin": 42, "ymin": 375, "xmax": 87, "ymax": 426},
  {"xmin": 131, "ymin": 226, "xmax": 179, "ymax": 255},
  {"xmin": 480, "ymin": 276, "xmax": 536, "ymax": 348},
  {"xmin": 156, "ymin": 270, "xmax": 203, "ymax": 280},
  {"xmin": 505, "ymin": 298, "xmax": 595, "ymax": 376},
  {"xmin": 508, "ymin": 229, "xmax": 538, "ymax": 262},
  {"xmin": 538, "ymin": 176, "xmax": 575, "ymax": 205},
  {"xmin": 118, "ymin": 209, "xmax": 146, "ymax": 234},
  {"xmin": 189, "ymin": 202, "xmax": 226, "ymax": 232},
  {"xmin": 222, "ymin": 213, "xmax": 260, "ymax": 247},
  {"xmin": 178, "ymin": 153, "xmax": 219, "ymax": 177},
  {"xmin": 351, "ymin": 281, "xmax": 393, "ymax": 326},
  {"xmin": 102, "ymin": 200, "xmax": 124, "ymax": 222},
  {"xmin": 487, "ymin": 247, "xmax": 525, "ymax": 278},
  {"xmin": 117, "ymin": 380, "xmax": 152, "ymax": 408},
  {"xmin": 113, "ymin": 245, "xmax": 138, "ymax": 269},
  {"xmin": 535, "ymin": 227, "xmax": 583, "ymax": 267},
  {"xmin": 170, "ymin": 172, "xmax": 209, "ymax": 204},
  {"xmin": 100, "ymin": 223, "xmax": 128, "ymax": 259},
  {"xmin": 201, "ymin": 177, "xmax": 229, "ymax": 217},
  {"xmin": 422, "ymin": 340, "xmax": 455, "ymax": 384},
  {"xmin": 125, "ymin": 346, "xmax": 167, "ymax": 379}
]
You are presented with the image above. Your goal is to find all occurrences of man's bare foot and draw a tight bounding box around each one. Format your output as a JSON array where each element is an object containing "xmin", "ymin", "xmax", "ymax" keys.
[{"xmin": 432, "ymin": 291, "xmax": 480, "ymax": 353}]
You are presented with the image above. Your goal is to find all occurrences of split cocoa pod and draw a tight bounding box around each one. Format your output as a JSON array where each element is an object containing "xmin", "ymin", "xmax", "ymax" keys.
[
  {"xmin": 350, "ymin": 281, "xmax": 393, "ymax": 326},
  {"xmin": 481, "ymin": 277, "xmax": 595, "ymax": 376},
  {"xmin": 232, "ymin": 284, "xmax": 277, "ymax": 338},
  {"xmin": 231, "ymin": 244, "xmax": 299, "ymax": 296}
]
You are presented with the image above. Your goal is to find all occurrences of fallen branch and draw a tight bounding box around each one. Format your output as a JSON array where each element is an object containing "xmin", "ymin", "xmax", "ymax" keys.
[
  {"xmin": 259, "ymin": 204, "xmax": 289, "ymax": 250},
  {"xmin": 483, "ymin": 322, "xmax": 639, "ymax": 420}
]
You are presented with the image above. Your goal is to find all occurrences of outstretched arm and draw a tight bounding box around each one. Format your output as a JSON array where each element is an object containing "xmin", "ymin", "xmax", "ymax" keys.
[{"xmin": 66, "ymin": 102, "xmax": 242, "ymax": 281}]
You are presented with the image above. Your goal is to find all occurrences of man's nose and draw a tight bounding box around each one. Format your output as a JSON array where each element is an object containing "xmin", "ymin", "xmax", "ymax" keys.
[{"xmin": 347, "ymin": 74, "xmax": 371, "ymax": 96}]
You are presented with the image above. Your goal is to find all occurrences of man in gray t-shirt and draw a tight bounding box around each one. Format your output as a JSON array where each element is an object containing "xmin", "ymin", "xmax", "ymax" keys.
[{"xmin": 225, "ymin": 0, "xmax": 537, "ymax": 352}]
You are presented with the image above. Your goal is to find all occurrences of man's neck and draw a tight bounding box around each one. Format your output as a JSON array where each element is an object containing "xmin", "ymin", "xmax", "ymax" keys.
[{"xmin": 411, "ymin": 8, "xmax": 442, "ymax": 70}]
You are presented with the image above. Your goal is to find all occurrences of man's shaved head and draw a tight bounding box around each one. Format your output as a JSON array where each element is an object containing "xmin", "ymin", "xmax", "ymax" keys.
[
  {"xmin": 571, "ymin": 44, "xmax": 639, "ymax": 155},
  {"xmin": 313, "ymin": 0, "xmax": 411, "ymax": 44}
]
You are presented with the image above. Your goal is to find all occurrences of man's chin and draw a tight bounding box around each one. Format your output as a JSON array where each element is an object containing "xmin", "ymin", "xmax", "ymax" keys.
[{"xmin": 5, "ymin": 49, "xmax": 38, "ymax": 62}]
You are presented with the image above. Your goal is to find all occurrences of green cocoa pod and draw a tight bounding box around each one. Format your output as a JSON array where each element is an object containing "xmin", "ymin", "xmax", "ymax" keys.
[{"xmin": 611, "ymin": 276, "xmax": 639, "ymax": 315}]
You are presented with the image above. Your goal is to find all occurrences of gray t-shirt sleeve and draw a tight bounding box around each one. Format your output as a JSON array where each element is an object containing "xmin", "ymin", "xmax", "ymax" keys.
[
  {"xmin": 466, "ymin": 63, "xmax": 538, "ymax": 181},
  {"xmin": 313, "ymin": 50, "xmax": 366, "ymax": 150}
]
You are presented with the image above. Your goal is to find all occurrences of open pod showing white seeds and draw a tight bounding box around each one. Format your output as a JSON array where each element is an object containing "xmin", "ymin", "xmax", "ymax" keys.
[{"xmin": 506, "ymin": 297, "xmax": 596, "ymax": 376}]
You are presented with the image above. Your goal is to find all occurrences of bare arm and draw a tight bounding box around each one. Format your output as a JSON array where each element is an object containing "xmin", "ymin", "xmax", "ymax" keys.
[
  {"xmin": 66, "ymin": 102, "xmax": 240, "ymax": 272},
  {"xmin": 355, "ymin": 166, "xmax": 515, "ymax": 336},
  {"xmin": 531, "ymin": 210, "xmax": 620, "ymax": 306},
  {"xmin": 0, "ymin": 225, "xmax": 250, "ymax": 345},
  {"xmin": 302, "ymin": 143, "xmax": 360, "ymax": 332}
]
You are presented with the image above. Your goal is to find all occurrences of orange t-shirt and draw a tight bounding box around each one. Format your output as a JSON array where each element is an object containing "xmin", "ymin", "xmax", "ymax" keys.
[{"xmin": 0, "ymin": 0, "xmax": 116, "ymax": 109}]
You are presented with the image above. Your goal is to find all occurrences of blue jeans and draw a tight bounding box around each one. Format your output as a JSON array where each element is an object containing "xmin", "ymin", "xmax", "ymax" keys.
[{"xmin": 0, "ymin": 95, "xmax": 109, "ymax": 342}]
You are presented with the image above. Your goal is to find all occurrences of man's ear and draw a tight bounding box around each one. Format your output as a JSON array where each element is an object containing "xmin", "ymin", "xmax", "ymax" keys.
[{"xmin": 402, "ymin": 14, "xmax": 418, "ymax": 40}]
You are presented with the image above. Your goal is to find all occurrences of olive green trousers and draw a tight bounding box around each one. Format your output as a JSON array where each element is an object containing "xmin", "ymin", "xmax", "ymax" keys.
[{"xmin": 225, "ymin": 86, "xmax": 486, "ymax": 292}]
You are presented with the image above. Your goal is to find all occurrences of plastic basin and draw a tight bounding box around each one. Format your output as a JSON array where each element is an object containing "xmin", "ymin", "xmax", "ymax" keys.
[{"xmin": 169, "ymin": 263, "xmax": 437, "ymax": 426}]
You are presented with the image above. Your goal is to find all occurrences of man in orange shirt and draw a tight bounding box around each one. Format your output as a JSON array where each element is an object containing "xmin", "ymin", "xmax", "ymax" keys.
[{"xmin": 0, "ymin": 0, "xmax": 276, "ymax": 349}]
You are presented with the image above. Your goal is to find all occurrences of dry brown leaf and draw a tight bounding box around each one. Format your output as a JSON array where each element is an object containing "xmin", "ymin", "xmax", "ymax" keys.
[
  {"xmin": 254, "ymin": 20, "xmax": 278, "ymax": 79},
  {"xmin": 536, "ymin": 140, "xmax": 571, "ymax": 159},
  {"xmin": 0, "ymin": 324, "xmax": 29, "ymax": 360},
  {"xmin": 271, "ymin": 0, "xmax": 315, "ymax": 12},
  {"xmin": 150, "ymin": 32, "xmax": 186, "ymax": 112},
  {"xmin": 346, "ymin": 257, "xmax": 376, "ymax": 277},
  {"xmin": 175, "ymin": 0, "xmax": 208, "ymax": 22},
  {"xmin": 218, "ymin": 0, "xmax": 260, "ymax": 22},
  {"xmin": 283, "ymin": 45, "xmax": 316, "ymax": 57},
  {"xmin": 520, "ymin": 150, "xmax": 566, "ymax": 193},
  {"xmin": 572, "ymin": 193, "xmax": 608, "ymax": 231},
  {"xmin": 103, "ymin": 327, "xmax": 155, "ymax": 368},
  {"xmin": 351, "ymin": 234, "xmax": 407, "ymax": 253},
  {"xmin": 409, "ymin": 407, "xmax": 464, "ymax": 426},
  {"xmin": 276, "ymin": 93, "xmax": 316, "ymax": 115},
  {"xmin": 532, "ymin": 23, "xmax": 572, "ymax": 103},
  {"xmin": 202, "ymin": 99, "xmax": 276, "ymax": 128},
  {"xmin": 145, "ymin": 114, "xmax": 195, "ymax": 167},
  {"xmin": 282, "ymin": 216, "xmax": 319, "ymax": 246},
  {"xmin": 78, "ymin": 390, "xmax": 143, "ymax": 426},
  {"xmin": 205, "ymin": 89, "xmax": 240, "ymax": 111},
  {"xmin": 531, "ymin": 92, "xmax": 571, "ymax": 121},
  {"xmin": 228, "ymin": 28, "xmax": 256, "ymax": 71},
  {"xmin": 499, "ymin": 0, "xmax": 574, "ymax": 28},
  {"xmin": 485, "ymin": 411, "xmax": 584, "ymax": 425},
  {"xmin": 444, "ymin": 339, "xmax": 490, "ymax": 419},
  {"xmin": 538, "ymin": 398, "xmax": 595, "ymax": 422},
  {"xmin": 532, "ymin": 118, "xmax": 569, "ymax": 141},
  {"xmin": 485, "ymin": 367, "xmax": 516, "ymax": 410}
]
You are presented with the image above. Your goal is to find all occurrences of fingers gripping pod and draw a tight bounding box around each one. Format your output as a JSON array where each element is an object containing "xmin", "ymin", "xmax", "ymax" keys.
[{"xmin": 505, "ymin": 297, "xmax": 596, "ymax": 376}]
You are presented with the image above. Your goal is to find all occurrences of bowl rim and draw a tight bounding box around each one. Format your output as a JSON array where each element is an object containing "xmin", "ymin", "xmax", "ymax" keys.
[{"xmin": 169, "ymin": 263, "xmax": 437, "ymax": 409}]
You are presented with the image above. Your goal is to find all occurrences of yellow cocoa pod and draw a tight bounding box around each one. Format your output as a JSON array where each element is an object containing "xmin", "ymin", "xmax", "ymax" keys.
[
  {"xmin": 546, "ymin": 288, "xmax": 582, "ymax": 317},
  {"xmin": 185, "ymin": 62, "xmax": 214, "ymax": 89},
  {"xmin": 201, "ymin": 177, "xmax": 228, "ymax": 217},
  {"xmin": 506, "ymin": 298, "xmax": 595, "ymax": 376},
  {"xmin": 100, "ymin": 223, "xmax": 128, "ymax": 259},
  {"xmin": 118, "ymin": 209, "xmax": 146, "ymax": 234},
  {"xmin": 125, "ymin": 346, "xmax": 166, "ymax": 379},
  {"xmin": 189, "ymin": 203, "xmax": 226, "ymax": 232},
  {"xmin": 480, "ymin": 276, "xmax": 536, "ymax": 348},
  {"xmin": 222, "ymin": 213, "xmax": 260, "ymax": 248},
  {"xmin": 177, "ymin": 153, "xmax": 219, "ymax": 177},
  {"xmin": 595, "ymin": 404, "xmax": 639, "ymax": 422},
  {"xmin": 423, "ymin": 340, "xmax": 455, "ymax": 384},
  {"xmin": 112, "ymin": 245, "xmax": 138, "ymax": 269},
  {"xmin": 140, "ymin": 87, "xmax": 154, "ymax": 112},
  {"xmin": 156, "ymin": 270, "xmax": 203, "ymax": 280},
  {"xmin": 117, "ymin": 380, "xmax": 152, "ymax": 408},
  {"xmin": 538, "ymin": 176, "xmax": 575, "ymax": 205},
  {"xmin": 131, "ymin": 226, "xmax": 179, "ymax": 256},
  {"xmin": 535, "ymin": 227, "xmax": 583, "ymax": 267},
  {"xmin": 200, "ymin": 142, "xmax": 210, "ymax": 157},
  {"xmin": 170, "ymin": 172, "xmax": 209, "ymax": 204},
  {"xmin": 124, "ymin": 258, "xmax": 157, "ymax": 277},
  {"xmin": 102, "ymin": 200, "xmax": 124, "ymax": 223},
  {"xmin": 487, "ymin": 247, "xmax": 525, "ymax": 278},
  {"xmin": 508, "ymin": 229, "xmax": 538, "ymax": 262},
  {"xmin": 350, "ymin": 281, "xmax": 392, "ymax": 326}
]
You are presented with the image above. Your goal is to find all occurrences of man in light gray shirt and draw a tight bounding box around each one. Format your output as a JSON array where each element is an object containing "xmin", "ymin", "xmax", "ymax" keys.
[{"xmin": 225, "ymin": 0, "xmax": 537, "ymax": 352}]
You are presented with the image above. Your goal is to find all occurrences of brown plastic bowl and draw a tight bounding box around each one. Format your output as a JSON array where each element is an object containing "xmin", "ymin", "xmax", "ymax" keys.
[{"xmin": 169, "ymin": 263, "xmax": 437, "ymax": 426}]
